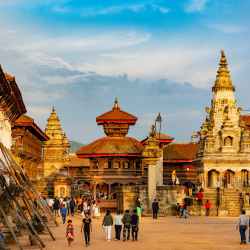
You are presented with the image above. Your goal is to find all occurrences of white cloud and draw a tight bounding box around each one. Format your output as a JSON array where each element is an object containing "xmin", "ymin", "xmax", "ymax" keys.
[
  {"xmin": 79, "ymin": 46, "xmax": 217, "ymax": 87},
  {"xmin": 13, "ymin": 31, "xmax": 151, "ymax": 53},
  {"xmin": 53, "ymin": 3, "xmax": 169, "ymax": 17},
  {"xmin": 185, "ymin": 0, "xmax": 209, "ymax": 13},
  {"xmin": 207, "ymin": 23, "xmax": 248, "ymax": 34},
  {"xmin": 27, "ymin": 105, "xmax": 51, "ymax": 117}
]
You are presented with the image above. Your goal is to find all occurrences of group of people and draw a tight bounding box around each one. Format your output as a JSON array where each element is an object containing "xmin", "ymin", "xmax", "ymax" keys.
[
  {"xmin": 64, "ymin": 208, "xmax": 141, "ymax": 247},
  {"xmin": 176, "ymin": 199, "xmax": 212, "ymax": 218},
  {"xmin": 47, "ymin": 196, "xmax": 101, "ymax": 224},
  {"xmin": 47, "ymin": 197, "xmax": 76, "ymax": 217},
  {"xmin": 102, "ymin": 209, "xmax": 140, "ymax": 242},
  {"xmin": 50, "ymin": 194, "xmax": 250, "ymax": 247}
]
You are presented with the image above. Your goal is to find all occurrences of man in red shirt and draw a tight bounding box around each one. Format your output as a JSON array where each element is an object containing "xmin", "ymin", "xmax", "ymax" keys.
[{"xmin": 196, "ymin": 189, "xmax": 204, "ymax": 215}]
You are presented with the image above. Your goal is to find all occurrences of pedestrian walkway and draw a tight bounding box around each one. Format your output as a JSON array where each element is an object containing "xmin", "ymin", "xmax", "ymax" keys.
[{"xmin": 12, "ymin": 215, "xmax": 245, "ymax": 250}]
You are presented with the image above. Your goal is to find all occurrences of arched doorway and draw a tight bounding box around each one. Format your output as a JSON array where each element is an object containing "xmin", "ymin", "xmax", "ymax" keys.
[
  {"xmin": 241, "ymin": 170, "xmax": 249, "ymax": 187},
  {"xmin": 223, "ymin": 170, "xmax": 235, "ymax": 188},
  {"xmin": 208, "ymin": 170, "xmax": 219, "ymax": 188}
]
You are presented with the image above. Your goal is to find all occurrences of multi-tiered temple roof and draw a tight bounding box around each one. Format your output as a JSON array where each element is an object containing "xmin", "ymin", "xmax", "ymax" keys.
[
  {"xmin": 96, "ymin": 97, "xmax": 137, "ymax": 137},
  {"xmin": 77, "ymin": 98, "xmax": 143, "ymax": 158}
]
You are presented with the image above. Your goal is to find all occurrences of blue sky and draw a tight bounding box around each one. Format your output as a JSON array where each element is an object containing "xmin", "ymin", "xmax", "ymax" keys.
[{"xmin": 0, "ymin": 0, "xmax": 250, "ymax": 143}]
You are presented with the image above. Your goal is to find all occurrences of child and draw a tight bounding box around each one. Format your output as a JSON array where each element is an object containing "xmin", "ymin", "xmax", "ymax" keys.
[
  {"xmin": 204, "ymin": 200, "xmax": 212, "ymax": 216},
  {"xmin": 66, "ymin": 220, "xmax": 74, "ymax": 246},
  {"xmin": 81, "ymin": 213, "xmax": 92, "ymax": 246},
  {"xmin": 61, "ymin": 204, "xmax": 67, "ymax": 224}
]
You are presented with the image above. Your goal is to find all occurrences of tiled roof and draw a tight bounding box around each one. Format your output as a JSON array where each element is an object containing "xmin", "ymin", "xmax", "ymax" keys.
[
  {"xmin": 158, "ymin": 133, "xmax": 174, "ymax": 140},
  {"xmin": 96, "ymin": 100, "xmax": 137, "ymax": 125},
  {"xmin": 0, "ymin": 66, "xmax": 26, "ymax": 121},
  {"xmin": 69, "ymin": 154, "xmax": 90, "ymax": 167},
  {"xmin": 240, "ymin": 115, "xmax": 250, "ymax": 130},
  {"xmin": 163, "ymin": 143, "xmax": 198, "ymax": 161},
  {"xmin": 141, "ymin": 133, "xmax": 174, "ymax": 145},
  {"xmin": 14, "ymin": 115, "xmax": 49, "ymax": 141},
  {"xmin": 76, "ymin": 136, "xmax": 143, "ymax": 157}
]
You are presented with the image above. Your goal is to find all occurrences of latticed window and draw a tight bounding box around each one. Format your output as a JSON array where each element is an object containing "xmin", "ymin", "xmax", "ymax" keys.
[
  {"xmin": 123, "ymin": 161, "xmax": 129, "ymax": 169},
  {"xmin": 241, "ymin": 170, "xmax": 249, "ymax": 187},
  {"xmin": 108, "ymin": 159, "xmax": 112, "ymax": 169}
]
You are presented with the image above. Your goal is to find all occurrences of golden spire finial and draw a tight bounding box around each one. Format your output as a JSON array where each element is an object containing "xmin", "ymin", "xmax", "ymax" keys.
[
  {"xmin": 113, "ymin": 97, "xmax": 120, "ymax": 109},
  {"xmin": 52, "ymin": 106, "xmax": 56, "ymax": 113},
  {"xmin": 219, "ymin": 50, "xmax": 228, "ymax": 69},
  {"xmin": 212, "ymin": 50, "xmax": 235, "ymax": 92}
]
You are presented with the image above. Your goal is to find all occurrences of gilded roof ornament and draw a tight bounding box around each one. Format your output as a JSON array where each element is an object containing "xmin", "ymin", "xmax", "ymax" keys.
[
  {"xmin": 212, "ymin": 50, "xmax": 235, "ymax": 92},
  {"xmin": 113, "ymin": 97, "xmax": 120, "ymax": 110}
]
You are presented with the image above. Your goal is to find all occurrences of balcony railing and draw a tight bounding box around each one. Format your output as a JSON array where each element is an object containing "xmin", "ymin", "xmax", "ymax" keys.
[{"xmin": 72, "ymin": 169, "xmax": 142, "ymax": 177}]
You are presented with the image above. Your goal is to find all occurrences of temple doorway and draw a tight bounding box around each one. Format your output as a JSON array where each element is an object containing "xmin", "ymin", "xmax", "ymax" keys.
[
  {"xmin": 208, "ymin": 170, "xmax": 219, "ymax": 188},
  {"xmin": 223, "ymin": 170, "xmax": 235, "ymax": 188}
]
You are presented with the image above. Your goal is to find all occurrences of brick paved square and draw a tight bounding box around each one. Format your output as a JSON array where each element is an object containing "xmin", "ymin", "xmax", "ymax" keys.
[{"xmin": 11, "ymin": 215, "xmax": 248, "ymax": 250}]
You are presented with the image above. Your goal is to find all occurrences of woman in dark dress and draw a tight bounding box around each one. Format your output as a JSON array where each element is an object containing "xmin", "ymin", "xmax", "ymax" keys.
[{"xmin": 81, "ymin": 213, "xmax": 92, "ymax": 246}]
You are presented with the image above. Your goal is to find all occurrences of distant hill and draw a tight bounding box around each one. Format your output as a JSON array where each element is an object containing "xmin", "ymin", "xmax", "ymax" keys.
[{"xmin": 69, "ymin": 141, "xmax": 84, "ymax": 153}]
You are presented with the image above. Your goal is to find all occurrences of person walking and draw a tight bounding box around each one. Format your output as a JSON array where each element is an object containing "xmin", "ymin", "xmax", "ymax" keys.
[
  {"xmin": 204, "ymin": 200, "xmax": 211, "ymax": 216},
  {"xmin": 236, "ymin": 210, "xmax": 248, "ymax": 245},
  {"xmin": 136, "ymin": 206, "xmax": 142, "ymax": 222},
  {"xmin": 81, "ymin": 213, "xmax": 92, "ymax": 247},
  {"xmin": 131, "ymin": 209, "xmax": 139, "ymax": 241},
  {"xmin": 69, "ymin": 197, "xmax": 76, "ymax": 217},
  {"xmin": 66, "ymin": 219, "xmax": 74, "ymax": 247},
  {"xmin": 53, "ymin": 197, "xmax": 60, "ymax": 217},
  {"xmin": 196, "ymin": 189, "xmax": 204, "ymax": 216},
  {"xmin": 122, "ymin": 210, "xmax": 131, "ymax": 241},
  {"xmin": 152, "ymin": 199, "xmax": 159, "ymax": 219},
  {"xmin": 61, "ymin": 204, "xmax": 67, "ymax": 224},
  {"xmin": 114, "ymin": 210, "xmax": 123, "ymax": 240},
  {"xmin": 176, "ymin": 203, "xmax": 181, "ymax": 217},
  {"xmin": 102, "ymin": 210, "xmax": 113, "ymax": 241},
  {"xmin": 182, "ymin": 202, "xmax": 188, "ymax": 219}
]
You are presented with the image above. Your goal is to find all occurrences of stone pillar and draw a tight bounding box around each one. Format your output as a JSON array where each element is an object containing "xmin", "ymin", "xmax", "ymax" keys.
[
  {"xmin": 93, "ymin": 183, "xmax": 97, "ymax": 200},
  {"xmin": 156, "ymin": 151, "xmax": 163, "ymax": 186},
  {"xmin": 148, "ymin": 164, "xmax": 157, "ymax": 202},
  {"xmin": 108, "ymin": 184, "xmax": 111, "ymax": 197},
  {"xmin": 142, "ymin": 131, "xmax": 161, "ymax": 209},
  {"xmin": 204, "ymin": 172, "xmax": 207, "ymax": 188}
]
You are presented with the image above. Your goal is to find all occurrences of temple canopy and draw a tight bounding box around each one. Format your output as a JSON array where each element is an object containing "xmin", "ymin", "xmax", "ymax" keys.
[
  {"xmin": 77, "ymin": 98, "xmax": 143, "ymax": 158},
  {"xmin": 96, "ymin": 98, "xmax": 137, "ymax": 137}
]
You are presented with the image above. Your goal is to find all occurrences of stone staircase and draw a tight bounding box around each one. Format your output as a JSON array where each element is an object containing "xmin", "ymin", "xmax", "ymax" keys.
[
  {"xmin": 204, "ymin": 188, "xmax": 218, "ymax": 216},
  {"xmin": 223, "ymin": 188, "xmax": 240, "ymax": 216}
]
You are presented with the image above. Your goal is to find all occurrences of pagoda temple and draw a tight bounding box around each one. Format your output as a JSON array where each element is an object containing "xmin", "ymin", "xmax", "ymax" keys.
[{"xmin": 75, "ymin": 98, "xmax": 144, "ymax": 206}]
